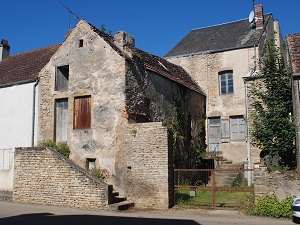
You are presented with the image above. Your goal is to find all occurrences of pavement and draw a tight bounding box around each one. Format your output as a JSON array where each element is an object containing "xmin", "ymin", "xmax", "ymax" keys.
[{"xmin": 0, "ymin": 201, "xmax": 294, "ymax": 225}]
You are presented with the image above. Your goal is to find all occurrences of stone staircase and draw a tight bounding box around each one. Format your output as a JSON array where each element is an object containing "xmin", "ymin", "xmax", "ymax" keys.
[
  {"xmin": 108, "ymin": 190, "xmax": 134, "ymax": 211},
  {"xmin": 214, "ymin": 162, "xmax": 244, "ymax": 187}
]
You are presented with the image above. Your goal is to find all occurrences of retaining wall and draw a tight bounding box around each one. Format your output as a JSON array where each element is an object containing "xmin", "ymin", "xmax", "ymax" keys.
[{"xmin": 13, "ymin": 147, "xmax": 111, "ymax": 210}]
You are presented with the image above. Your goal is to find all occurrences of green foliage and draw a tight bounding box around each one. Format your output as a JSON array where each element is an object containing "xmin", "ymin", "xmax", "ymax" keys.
[
  {"xmin": 90, "ymin": 168, "xmax": 108, "ymax": 180},
  {"xmin": 168, "ymin": 96, "xmax": 206, "ymax": 168},
  {"xmin": 249, "ymin": 36, "xmax": 296, "ymax": 169},
  {"xmin": 249, "ymin": 195, "xmax": 293, "ymax": 218},
  {"xmin": 38, "ymin": 139, "xmax": 70, "ymax": 158},
  {"xmin": 100, "ymin": 24, "xmax": 112, "ymax": 36}
]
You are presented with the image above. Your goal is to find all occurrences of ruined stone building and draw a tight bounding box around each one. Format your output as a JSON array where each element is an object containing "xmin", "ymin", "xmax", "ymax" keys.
[
  {"xmin": 0, "ymin": 18, "xmax": 205, "ymax": 208},
  {"xmin": 165, "ymin": 4, "xmax": 282, "ymax": 169}
]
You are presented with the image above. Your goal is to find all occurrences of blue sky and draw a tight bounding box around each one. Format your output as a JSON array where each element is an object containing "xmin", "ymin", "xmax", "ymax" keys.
[{"xmin": 1, "ymin": 0, "xmax": 299, "ymax": 57}]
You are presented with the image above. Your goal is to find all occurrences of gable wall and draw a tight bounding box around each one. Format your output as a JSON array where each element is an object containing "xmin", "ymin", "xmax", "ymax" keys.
[{"xmin": 38, "ymin": 20, "xmax": 127, "ymax": 190}]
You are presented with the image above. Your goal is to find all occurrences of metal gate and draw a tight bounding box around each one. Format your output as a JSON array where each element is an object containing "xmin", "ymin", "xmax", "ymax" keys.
[{"xmin": 174, "ymin": 168, "xmax": 254, "ymax": 208}]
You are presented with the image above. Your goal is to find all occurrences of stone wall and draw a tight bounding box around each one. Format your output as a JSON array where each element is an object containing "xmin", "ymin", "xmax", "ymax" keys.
[
  {"xmin": 123, "ymin": 122, "xmax": 172, "ymax": 209},
  {"xmin": 13, "ymin": 147, "xmax": 111, "ymax": 210},
  {"xmin": 254, "ymin": 163, "xmax": 300, "ymax": 200}
]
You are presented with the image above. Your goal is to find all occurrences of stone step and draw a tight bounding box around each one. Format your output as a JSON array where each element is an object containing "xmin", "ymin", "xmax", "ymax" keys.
[
  {"xmin": 108, "ymin": 200, "xmax": 134, "ymax": 211},
  {"xmin": 0, "ymin": 191, "xmax": 12, "ymax": 202},
  {"xmin": 113, "ymin": 195, "xmax": 127, "ymax": 203}
]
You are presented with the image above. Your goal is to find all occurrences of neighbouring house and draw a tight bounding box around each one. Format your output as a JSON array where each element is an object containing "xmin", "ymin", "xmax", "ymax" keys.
[
  {"xmin": 165, "ymin": 4, "xmax": 282, "ymax": 172},
  {"xmin": 0, "ymin": 40, "xmax": 60, "ymax": 191},
  {"xmin": 286, "ymin": 33, "xmax": 300, "ymax": 166},
  {"xmin": 36, "ymin": 19, "xmax": 205, "ymax": 208}
]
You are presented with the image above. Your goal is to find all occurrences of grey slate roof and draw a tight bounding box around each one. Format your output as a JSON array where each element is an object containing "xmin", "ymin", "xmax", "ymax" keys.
[{"xmin": 165, "ymin": 14, "xmax": 272, "ymax": 57}]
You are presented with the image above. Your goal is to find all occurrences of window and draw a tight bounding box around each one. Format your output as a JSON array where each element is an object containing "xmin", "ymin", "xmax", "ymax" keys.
[
  {"xmin": 208, "ymin": 117, "xmax": 221, "ymax": 152},
  {"xmin": 86, "ymin": 158, "xmax": 96, "ymax": 170},
  {"xmin": 74, "ymin": 96, "xmax": 91, "ymax": 129},
  {"xmin": 230, "ymin": 116, "xmax": 245, "ymax": 141},
  {"xmin": 79, "ymin": 39, "xmax": 83, "ymax": 47},
  {"xmin": 55, "ymin": 99, "xmax": 68, "ymax": 142},
  {"xmin": 219, "ymin": 70, "xmax": 233, "ymax": 94},
  {"xmin": 55, "ymin": 65, "xmax": 69, "ymax": 91}
]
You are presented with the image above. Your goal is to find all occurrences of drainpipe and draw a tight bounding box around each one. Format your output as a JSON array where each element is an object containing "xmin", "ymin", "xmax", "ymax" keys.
[
  {"xmin": 31, "ymin": 78, "xmax": 39, "ymax": 147},
  {"xmin": 243, "ymin": 45, "xmax": 257, "ymax": 186},
  {"xmin": 244, "ymin": 79, "xmax": 252, "ymax": 186}
]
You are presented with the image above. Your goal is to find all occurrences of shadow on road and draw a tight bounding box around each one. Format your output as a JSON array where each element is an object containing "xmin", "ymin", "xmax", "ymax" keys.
[{"xmin": 0, "ymin": 213, "xmax": 202, "ymax": 225}]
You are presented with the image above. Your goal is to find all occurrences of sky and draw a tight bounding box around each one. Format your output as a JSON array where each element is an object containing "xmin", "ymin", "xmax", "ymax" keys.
[{"xmin": 1, "ymin": 0, "xmax": 300, "ymax": 57}]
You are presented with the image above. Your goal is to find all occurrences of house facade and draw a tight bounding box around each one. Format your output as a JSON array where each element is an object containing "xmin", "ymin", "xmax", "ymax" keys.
[
  {"xmin": 37, "ymin": 20, "xmax": 206, "ymax": 206},
  {"xmin": 0, "ymin": 40, "xmax": 60, "ymax": 191},
  {"xmin": 165, "ymin": 4, "xmax": 282, "ymax": 168},
  {"xmin": 286, "ymin": 33, "xmax": 300, "ymax": 166}
]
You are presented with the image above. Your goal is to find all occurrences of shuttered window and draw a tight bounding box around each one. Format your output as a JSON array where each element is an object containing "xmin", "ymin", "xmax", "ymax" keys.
[
  {"xmin": 74, "ymin": 96, "xmax": 91, "ymax": 129},
  {"xmin": 208, "ymin": 117, "xmax": 221, "ymax": 152},
  {"xmin": 55, "ymin": 99, "xmax": 68, "ymax": 142},
  {"xmin": 55, "ymin": 65, "xmax": 69, "ymax": 91},
  {"xmin": 230, "ymin": 116, "xmax": 245, "ymax": 141}
]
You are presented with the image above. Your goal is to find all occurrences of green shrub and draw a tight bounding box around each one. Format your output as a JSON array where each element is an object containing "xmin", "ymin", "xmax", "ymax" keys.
[
  {"xmin": 38, "ymin": 139, "xmax": 70, "ymax": 158},
  {"xmin": 90, "ymin": 168, "xmax": 108, "ymax": 180},
  {"xmin": 250, "ymin": 195, "xmax": 293, "ymax": 218}
]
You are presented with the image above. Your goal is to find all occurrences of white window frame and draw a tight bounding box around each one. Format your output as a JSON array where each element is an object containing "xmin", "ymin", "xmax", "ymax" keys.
[{"xmin": 219, "ymin": 71, "xmax": 234, "ymax": 94}]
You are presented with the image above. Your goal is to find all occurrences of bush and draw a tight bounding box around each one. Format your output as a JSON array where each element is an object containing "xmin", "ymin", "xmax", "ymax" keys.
[
  {"xmin": 38, "ymin": 139, "xmax": 70, "ymax": 158},
  {"xmin": 250, "ymin": 195, "xmax": 293, "ymax": 218}
]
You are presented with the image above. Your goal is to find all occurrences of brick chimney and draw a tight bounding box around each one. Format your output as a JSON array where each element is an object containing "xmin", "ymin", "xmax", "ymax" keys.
[
  {"xmin": 0, "ymin": 39, "xmax": 10, "ymax": 61},
  {"xmin": 254, "ymin": 4, "xmax": 264, "ymax": 29},
  {"xmin": 114, "ymin": 31, "xmax": 135, "ymax": 49}
]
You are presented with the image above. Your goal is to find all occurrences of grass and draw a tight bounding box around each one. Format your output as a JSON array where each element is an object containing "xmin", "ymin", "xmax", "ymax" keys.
[{"xmin": 175, "ymin": 189, "xmax": 254, "ymax": 208}]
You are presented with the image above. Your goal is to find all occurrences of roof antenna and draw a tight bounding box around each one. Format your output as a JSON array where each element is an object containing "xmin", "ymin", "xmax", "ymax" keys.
[
  {"xmin": 252, "ymin": 0, "xmax": 255, "ymax": 10},
  {"xmin": 58, "ymin": 0, "xmax": 81, "ymax": 29}
]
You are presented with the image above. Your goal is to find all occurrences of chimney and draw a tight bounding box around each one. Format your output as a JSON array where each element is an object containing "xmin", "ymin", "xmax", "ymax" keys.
[
  {"xmin": 254, "ymin": 4, "xmax": 264, "ymax": 29},
  {"xmin": 114, "ymin": 31, "xmax": 135, "ymax": 49},
  {"xmin": 0, "ymin": 39, "xmax": 10, "ymax": 61}
]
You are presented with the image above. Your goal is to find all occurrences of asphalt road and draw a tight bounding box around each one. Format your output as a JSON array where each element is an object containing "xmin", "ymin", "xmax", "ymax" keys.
[{"xmin": 0, "ymin": 201, "xmax": 295, "ymax": 225}]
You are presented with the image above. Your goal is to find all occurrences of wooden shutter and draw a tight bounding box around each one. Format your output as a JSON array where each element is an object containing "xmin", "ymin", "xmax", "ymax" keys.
[
  {"xmin": 221, "ymin": 119, "xmax": 230, "ymax": 142},
  {"xmin": 56, "ymin": 99, "xmax": 68, "ymax": 142},
  {"xmin": 74, "ymin": 96, "xmax": 91, "ymax": 129}
]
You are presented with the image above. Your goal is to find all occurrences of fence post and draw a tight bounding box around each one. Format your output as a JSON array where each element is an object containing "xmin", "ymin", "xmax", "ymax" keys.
[{"xmin": 211, "ymin": 169, "xmax": 216, "ymax": 207}]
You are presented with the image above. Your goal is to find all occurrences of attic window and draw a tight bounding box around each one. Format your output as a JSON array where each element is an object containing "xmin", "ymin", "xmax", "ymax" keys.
[
  {"xmin": 55, "ymin": 65, "xmax": 69, "ymax": 91},
  {"xmin": 79, "ymin": 39, "xmax": 83, "ymax": 48}
]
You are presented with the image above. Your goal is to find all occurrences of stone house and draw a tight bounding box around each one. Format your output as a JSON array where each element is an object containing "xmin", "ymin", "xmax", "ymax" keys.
[
  {"xmin": 165, "ymin": 4, "xmax": 282, "ymax": 171},
  {"xmin": 37, "ymin": 19, "xmax": 205, "ymax": 207},
  {"xmin": 286, "ymin": 33, "xmax": 300, "ymax": 166},
  {"xmin": 0, "ymin": 40, "xmax": 60, "ymax": 191}
]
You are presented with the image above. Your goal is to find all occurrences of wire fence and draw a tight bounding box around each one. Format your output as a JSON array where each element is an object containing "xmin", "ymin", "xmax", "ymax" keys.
[{"xmin": 174, "ymin": 168, "xmax": 254, "ymax": 208}]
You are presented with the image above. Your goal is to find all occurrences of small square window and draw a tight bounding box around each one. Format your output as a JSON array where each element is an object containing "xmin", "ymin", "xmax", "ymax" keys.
[{"xmin": 86, "ymin": 158, "xmax": 96, "ymax": 170}]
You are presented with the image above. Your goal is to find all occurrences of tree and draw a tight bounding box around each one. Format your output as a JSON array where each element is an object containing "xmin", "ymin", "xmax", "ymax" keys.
[{"xmin": 249, "ymin": 37, "xmax": 296, "ymax": 169}]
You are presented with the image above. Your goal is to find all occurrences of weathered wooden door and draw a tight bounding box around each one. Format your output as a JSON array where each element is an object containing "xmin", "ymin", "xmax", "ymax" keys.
[{"xmin": 56, "ymin": 99, "xmax": 68, "ymax": 142}]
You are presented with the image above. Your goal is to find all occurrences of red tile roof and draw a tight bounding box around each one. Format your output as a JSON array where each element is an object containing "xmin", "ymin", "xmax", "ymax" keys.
[
  {"xmin": 0, "ymin": 44, "xmax": 61, "ymax": 87},
  {"xmin": 286, "ymin": 33, "xmax": 300, "ymax": 74}
]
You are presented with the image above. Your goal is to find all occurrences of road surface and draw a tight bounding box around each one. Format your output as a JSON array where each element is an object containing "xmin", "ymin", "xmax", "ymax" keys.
[{"xmin": 0, "ymin": 201, "xmax": 295, "ymax": 225}]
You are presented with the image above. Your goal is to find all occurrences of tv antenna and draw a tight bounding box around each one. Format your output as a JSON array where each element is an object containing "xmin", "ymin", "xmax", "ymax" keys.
[{"xmin": 58, "ymin": 0, "xmax": 81, "ymax": 29}]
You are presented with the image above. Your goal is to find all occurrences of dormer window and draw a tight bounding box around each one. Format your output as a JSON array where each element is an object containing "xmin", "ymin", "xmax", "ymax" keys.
[
  {"xmin": 79, "ymin": 39, "xmax": 83, "ymax": 48},
  {"xmin": 55, "ymin": 65, "xmax": 69, "ymax": 91}
]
